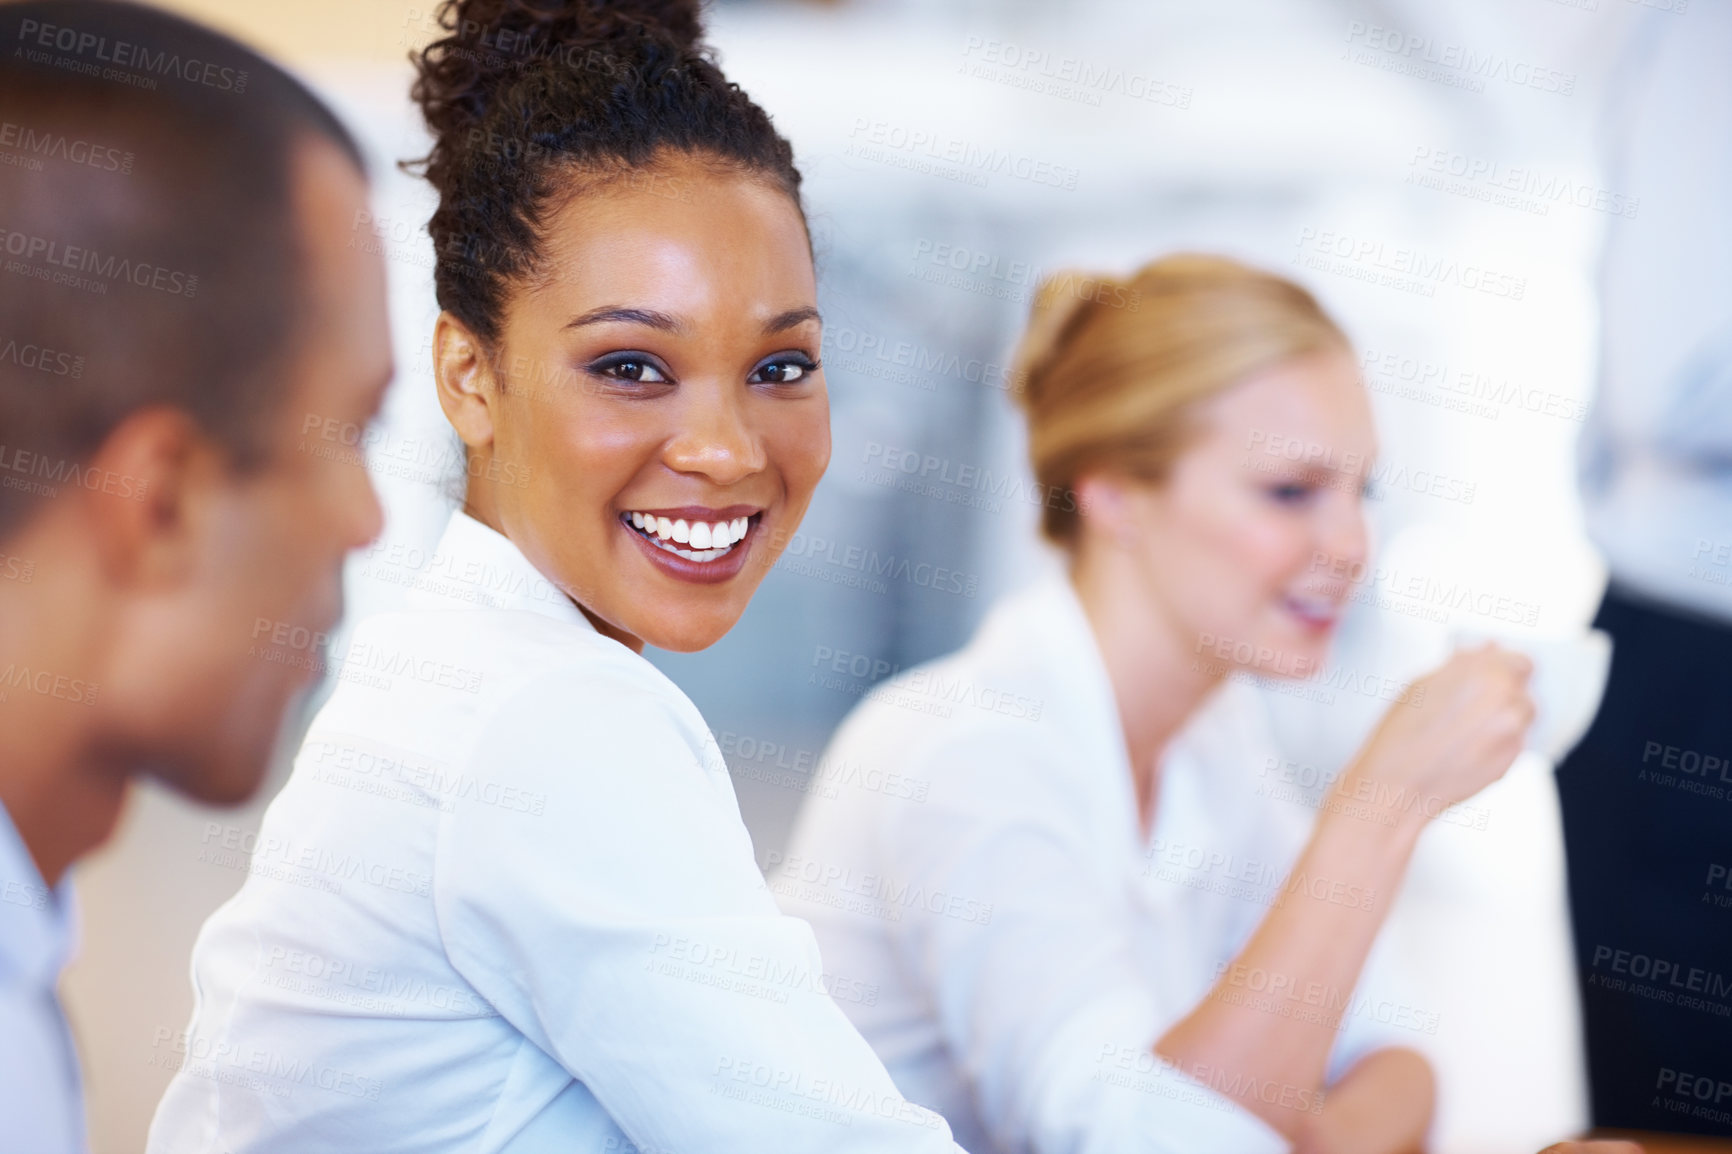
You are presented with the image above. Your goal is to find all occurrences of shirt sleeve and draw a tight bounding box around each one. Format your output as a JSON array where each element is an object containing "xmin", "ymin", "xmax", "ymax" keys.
[
  {"xmin": 884, "ymin": 726, "xmax": 1291, "ymax": 1154},
  {"xmin": 432, "ymin": 662, "xmax": 965, "ymax": 1154}
]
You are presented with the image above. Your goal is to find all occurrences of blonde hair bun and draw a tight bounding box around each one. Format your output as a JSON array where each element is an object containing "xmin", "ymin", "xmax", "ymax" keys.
[{"xmin": 1014, "ymin": 253, "xmax": 1349, "ymax": 545}]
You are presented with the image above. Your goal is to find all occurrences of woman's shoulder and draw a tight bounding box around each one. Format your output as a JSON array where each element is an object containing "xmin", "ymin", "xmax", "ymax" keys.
[
  {"xmin": 823, "ymin": 583, "xmax": 1105, "ymax": 783},
  {"xmin": 290, "ymin": 605, "xmax": 729, "ymax": 841},
  {"xmin": 819, "ymin": 664, "xmax": 1100, "ymax": 841},
  {"xmin": 344, "ymin": 602, "xmax": 667, "ymax": 690},
  {"xmin": 313, "ymin": 603, "xmax": 710, "ymax": 755}
]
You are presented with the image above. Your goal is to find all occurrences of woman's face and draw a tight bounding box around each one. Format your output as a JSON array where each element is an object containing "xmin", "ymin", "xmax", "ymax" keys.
[
  {"xmin": 439, "ymin": 155, "xmax": 828, "ymax": 652},
  {"xmin": 1100, "ymin": 348, "xmax": 1375, "ymax": 680}
]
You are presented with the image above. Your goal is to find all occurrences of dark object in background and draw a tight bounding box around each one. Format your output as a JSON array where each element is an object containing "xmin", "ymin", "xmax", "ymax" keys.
[{"xmin": 1557, "ymin": 583, "xmax": 1732, "ymax": 1138}]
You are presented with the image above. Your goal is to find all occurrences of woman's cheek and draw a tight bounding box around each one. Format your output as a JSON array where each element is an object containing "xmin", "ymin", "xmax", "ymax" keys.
[
  {"xmin": 775, "ymin": 410, "xmax": 831, "ymax": 497},
  {"xmin": 1233, "ymin": 508, "xmax": 1310, "ymax": 589}
]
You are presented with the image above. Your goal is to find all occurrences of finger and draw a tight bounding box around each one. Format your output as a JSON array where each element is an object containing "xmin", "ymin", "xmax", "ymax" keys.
[
  {"xmin": 1501, "ymin": 702, "xmax": 1534, "ymax": 746},
  {"xmin": 1486, "ymin": 643, "xmax": 1534, "ymax": 679}
]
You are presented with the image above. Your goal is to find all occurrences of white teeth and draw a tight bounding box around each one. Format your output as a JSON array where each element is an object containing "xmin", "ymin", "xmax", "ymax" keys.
[
  {"xmin": 659, "ymin": 540, "xmax": 728, "ymax": 561},
  {"xmin": 623, "ymin": 512, "xmax": 752, "ymax": 563},
  {"xmin": 623, "ymin": 511, "xmax": 758, "ymax": 563},
  {"xmin": 1285, "ymin": 595, "xmax": 1335, "ymax": 621}
]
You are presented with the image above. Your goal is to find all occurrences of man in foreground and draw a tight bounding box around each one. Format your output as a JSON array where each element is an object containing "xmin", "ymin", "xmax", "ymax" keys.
[{"xmin": 0, "ymin": 3, "xmax": 391, "ymax": 1148}]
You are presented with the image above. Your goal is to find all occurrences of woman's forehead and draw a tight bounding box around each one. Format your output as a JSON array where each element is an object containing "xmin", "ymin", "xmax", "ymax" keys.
[
  {"xmin": 1201, "ymin": 352, "xmax": 1377, "ymax": 462},
  {"xmin": 520, "ymin": 178, "xmax": 815, "ymax": 320}
]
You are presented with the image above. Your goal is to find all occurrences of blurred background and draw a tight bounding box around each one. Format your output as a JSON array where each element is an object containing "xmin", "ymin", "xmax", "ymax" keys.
[{"xmin": 59, "ymin": 0, "xmax": 1657, "ymax": 1150}]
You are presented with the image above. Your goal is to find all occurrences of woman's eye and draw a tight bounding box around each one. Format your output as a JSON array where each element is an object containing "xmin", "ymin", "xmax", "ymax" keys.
[
  {"xmin": 751, "ymin": 356, "xmax": 819, "ymax": 385},
  {"xmin": 1268, "ymin": 482, "xmax": 1314, "ymax": 505},
  {"xmin": 591, "ymin": 355, "xmax": 668, "ymax": 384}
]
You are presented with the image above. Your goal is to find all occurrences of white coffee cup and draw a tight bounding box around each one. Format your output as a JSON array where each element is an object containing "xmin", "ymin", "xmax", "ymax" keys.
[{"xmin": 1449, "ymin": 626, "xmax": 1614, "ymax": 763}]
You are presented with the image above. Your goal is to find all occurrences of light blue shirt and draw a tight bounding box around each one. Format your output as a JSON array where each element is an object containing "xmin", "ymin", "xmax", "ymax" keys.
[
  {"xmin": 149, "ymin": 510, "xmax": 965, "ymax": 1154},
  {"xmin": 1579, "ymin": 2, "xmax": 1732, "ymax": 623},
  {"xmin": 0, "ymin": 799, "xmax": 85, "ymax": 1154}
]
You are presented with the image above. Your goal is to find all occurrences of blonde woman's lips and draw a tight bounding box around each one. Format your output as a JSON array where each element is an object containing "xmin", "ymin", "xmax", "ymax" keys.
[{"xmin": 1282, "ymin": 593, "xmax": 1340, "ymax": 629}]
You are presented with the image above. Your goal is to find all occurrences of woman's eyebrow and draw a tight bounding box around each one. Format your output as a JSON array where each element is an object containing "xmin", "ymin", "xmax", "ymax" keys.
[
  {"xmin": 564, "ymin": 306, "xmax": 684, "ymax": 333},
  {"xmin": 764, "ymin": 306, "xmax": 821, "ymax": 334}
]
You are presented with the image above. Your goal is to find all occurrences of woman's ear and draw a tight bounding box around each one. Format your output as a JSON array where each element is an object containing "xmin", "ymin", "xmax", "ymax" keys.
[
  {"xmin": 1075, "ymin": 474, "xmax": 1141, "ymax": 550},
  {"xmin": 432, "ymin": 311, "xmax": 498, "ymax": 451}
]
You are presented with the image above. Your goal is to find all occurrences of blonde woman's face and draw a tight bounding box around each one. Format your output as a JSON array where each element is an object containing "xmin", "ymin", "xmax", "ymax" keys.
[{"xmin": 1114, "ymin": 349, "xmax": 1375, "ymax": 680}]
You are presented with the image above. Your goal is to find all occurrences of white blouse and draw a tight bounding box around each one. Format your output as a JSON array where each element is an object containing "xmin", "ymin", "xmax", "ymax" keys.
[
  {"xmin": 149, "ymin": 510, "xmax": 965, "ymax": 1154},
  {"xmin": 778, "ymin": 574, "xmax": 1415, "ymax": 1154}
]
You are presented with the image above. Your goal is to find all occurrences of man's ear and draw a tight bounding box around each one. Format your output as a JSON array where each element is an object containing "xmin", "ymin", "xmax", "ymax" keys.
[
  {"xmin": 81, "ymin": 406, "xmax": 223, "ymax": 588},
  {"xmin": 433, "ymin": 311, "xmax": 499, "ymax": 452}
]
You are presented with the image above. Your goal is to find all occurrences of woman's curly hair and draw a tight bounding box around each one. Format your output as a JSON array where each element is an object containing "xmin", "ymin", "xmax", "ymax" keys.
[{"xmin": 406, "ymin": 0, "xmax": 804, "ymax": 344}]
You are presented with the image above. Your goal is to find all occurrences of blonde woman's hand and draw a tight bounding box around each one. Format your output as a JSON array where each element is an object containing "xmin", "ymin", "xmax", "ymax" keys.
[{"xmin": 1337, "ymin": 643, "xmax": 1534, "ymax": 828}]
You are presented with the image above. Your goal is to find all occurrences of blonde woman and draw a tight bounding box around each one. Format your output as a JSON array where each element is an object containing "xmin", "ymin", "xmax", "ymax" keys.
[{"xmin": 778, "ymin": 255, "xmax": 1535, "ymax": 1154}]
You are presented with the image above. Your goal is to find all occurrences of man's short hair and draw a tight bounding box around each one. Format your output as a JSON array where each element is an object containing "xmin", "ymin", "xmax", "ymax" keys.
[{"xmin": 0, "ymin": 1, "xmax": 368, "ymax": 536}]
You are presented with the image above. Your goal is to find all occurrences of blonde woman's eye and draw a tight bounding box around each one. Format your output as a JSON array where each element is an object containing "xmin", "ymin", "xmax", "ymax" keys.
[
  {"xmin": 751, "ymin": 355, "xmax": 819, "ymax": 385},
  {"xmin": 1268, "ymin": 482, "xmax": 1313, "ymax": 505}
]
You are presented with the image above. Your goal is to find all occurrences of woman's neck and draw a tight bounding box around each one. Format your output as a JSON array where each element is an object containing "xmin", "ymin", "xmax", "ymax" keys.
[
  {"xmin": 1069, "ymin": 544, "xmax": 1225, "ymax": 839},
  {"xmin": 462, "ymin": 494, "xmax": 645, "ymax": 654}
]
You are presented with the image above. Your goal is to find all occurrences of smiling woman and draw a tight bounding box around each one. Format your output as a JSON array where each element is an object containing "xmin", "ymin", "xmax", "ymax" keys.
[
  {"xmin": 410, "ymin": 3, "xmax": 830, "ymax": 651},
  {"xmin": 781, "ymin": 255, "xmax": 1538, "ymax": 1154},
  {"xmin": 435, "ymin": 149, "xmax": 830, "ymax": 643},
  {"xmin": 144, "ymin": 1, "xmax": 963, "ymax": 1151}
]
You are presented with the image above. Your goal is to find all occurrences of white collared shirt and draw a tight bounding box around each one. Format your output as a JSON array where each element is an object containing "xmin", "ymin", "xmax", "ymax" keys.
[
  {"xmin": 0, "ymin": 799, "xmax": 85, "ymax": 1154},
  {"xmin": 778, "ymin": 574, "xmax": 1413, "ymax": 1154},
  {"xmin": 149, "ymin": 510, "xmax": 965, "ymax": 1154}
]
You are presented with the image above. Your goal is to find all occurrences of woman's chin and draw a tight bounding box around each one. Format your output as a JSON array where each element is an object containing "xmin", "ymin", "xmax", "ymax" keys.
[{"xmin": 628, "ymin": 610, "xmax": 742, "ymax": 654}]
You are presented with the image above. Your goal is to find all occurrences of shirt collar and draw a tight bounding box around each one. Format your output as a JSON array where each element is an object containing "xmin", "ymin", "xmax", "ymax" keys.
[
  {"xmin": 0, "ymin": 799, "xmax": 76, "ymax": 987},
  {"xmin": 1017, "ymin": 573, "xmax": 1132, "ymax": 765},
  {"xmin": 407, "ymin": 510, "xmax": 595, "ymax": 631}
]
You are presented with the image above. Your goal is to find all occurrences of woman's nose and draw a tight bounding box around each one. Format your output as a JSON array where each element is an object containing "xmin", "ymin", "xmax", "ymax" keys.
[
  {"xmin": 665, "ymin": 385, "xmax": 767, "ymax": 484},
  {"xmin": 1319, "ymin": 499, "xmax": 1370, "ymax": 573}
]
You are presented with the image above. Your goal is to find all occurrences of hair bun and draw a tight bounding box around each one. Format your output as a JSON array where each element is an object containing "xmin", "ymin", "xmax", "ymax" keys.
[
  {"xmin": 412, "ymin": 0, "xmax": 705, "ymax": 145},
  {"xmin": 433, "ymin": 0, "xmax": 702, "ymax": 54},
  {"xmin": 1011, "ymin": 271, "xmax": 1107, "ymax": 410},
  {"xmin": 406, "ymin": 0, "xmax": 799, "ymax": 348}
]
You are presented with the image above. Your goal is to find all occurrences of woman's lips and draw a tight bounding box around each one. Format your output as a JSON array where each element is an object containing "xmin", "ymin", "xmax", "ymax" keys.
[
  {"xmin": 1281, "ymin": 592, "xmax": 1341, "ymax": 631},
  {"xmin": 620, "ymin": 510, "xmax": 760, "ymax": 585}
]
